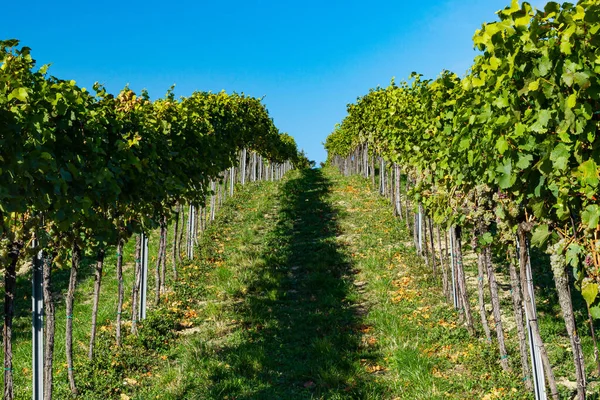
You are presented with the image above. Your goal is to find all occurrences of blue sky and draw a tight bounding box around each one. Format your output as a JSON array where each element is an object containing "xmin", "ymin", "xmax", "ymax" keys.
[{"xmin": 1, "ymin": 0, "xmax": 544, "ymax": 164}]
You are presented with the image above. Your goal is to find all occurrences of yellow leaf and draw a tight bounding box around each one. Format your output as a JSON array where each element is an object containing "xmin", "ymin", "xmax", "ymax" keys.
[
  {"xmin": 528, "ymin": 79, "xmax": 540, "ymax": 91},
  {"xmin": 573, "ymin": 5, "xmax": 585, "ymax": 21},
  {"xmin": 489, "ymin": 56, "xmax": 501, "ymax": 71},
  {"xmin": 515, "ymin": 14, "xmax": 530, "ymax": 27},
  {"xmin": 566, "ymin": 93, "xmax": 577, "ymax": 109},
  {"xmin": 124, "ymin": 377, "xmax": 138, "ymax": 386},
  {"xmin": 366, "ymin": 364, "xmax": 385, "ymax": 373},
  {"xmin": 472, "ymin": 76, "xmax": 485, "ymax": 87}
]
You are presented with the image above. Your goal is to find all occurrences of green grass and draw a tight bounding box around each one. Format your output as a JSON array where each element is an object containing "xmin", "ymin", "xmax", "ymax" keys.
[
  {"xmin": 125, "ymin": 167, "xmax": 530, "ymax": 399},
  {"xmin": 2, "ymin": 227, "xmax": 141, "ymax": 399},
  {"xmin": 1, "ymin": 186, "xmax": 219, "ymax": 398},
  {"xmin": 135, "ymin": 168, "xmax": 384, "ymax": 399},
  {"xmin": 5, "ymin": 166, "xmax": 599, "ymax": 399}
]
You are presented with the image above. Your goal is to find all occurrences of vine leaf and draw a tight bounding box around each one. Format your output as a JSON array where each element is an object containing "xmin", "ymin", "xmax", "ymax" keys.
[
  {"xmin": 577, "ymin": 159, "xmax": 599, "ymax": 188},
  {"xmin": 582, "ymin": 280, "xmax": 598, "ymax": 307},
  {"xmin": 530, "ymin": 109, "xmax": 551, "ymax": 133},
  {"xmin": 538, "ymin": 56, "xmax": 552, "ymax": 76},
  {"xmin": 516, "ymin": 153, "xmax": 533, "ymax": 170},
  {"xmin": 496, "ymin": 136, "xmax": 509, "ymax": 154},
  {"xmin": 531, "ymin": 224, "xmax": 550, "ymax": 247},
  {"xmin": 496, "ymin": 160, "xmax": 514, "ymax": 189},
  {"xmin": 8, "ymin": 87, "xmax": 28, "ymax": 102},
  {"xmin": 566, "ymin": 243, "xmax": 584, "ymax": 268},
  {"xmin": 550, "ymin": 143, "xmax": 570, "ymax": 170},
  {"xmin": 581, "ymin": 205, "xmax": 600, "ymax": 230},
  {"xmin": 566, "ymin": 93, "xmax": 577, "ymax": 109},
  {"xmin": 590, "ymin": 306, "xmax": 600, "ymax": 320}
]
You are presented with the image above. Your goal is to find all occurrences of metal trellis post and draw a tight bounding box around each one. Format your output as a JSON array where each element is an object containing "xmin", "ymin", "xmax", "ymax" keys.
[
  {"xmin": 32, "ymin": 238, "xmax": 44, "ymax": 400},
  {"xmin": 139, "ymin": 233, "xmax": 149, "ymax": 321}
]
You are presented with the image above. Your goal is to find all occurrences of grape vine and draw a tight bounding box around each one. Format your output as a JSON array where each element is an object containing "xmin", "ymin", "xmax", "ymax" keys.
[{"xmin": 326, "ymin": 1, "xmax": 599, "ymax": 398}]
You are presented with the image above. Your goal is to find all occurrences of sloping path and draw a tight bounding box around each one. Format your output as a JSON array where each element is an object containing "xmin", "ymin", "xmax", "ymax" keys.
[{"xmin": 135, "ymin": 168, "xmax": 527, "ymax": 399}]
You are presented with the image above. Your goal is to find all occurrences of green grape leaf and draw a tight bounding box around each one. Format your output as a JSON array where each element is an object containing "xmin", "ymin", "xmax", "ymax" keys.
[
  {"xmin": 582, "ymin": 280, "xmax": 598, "ymax": 306},
  {"xmin": 493, "ymin": 95, "xmax": 509, "ymax": 108},
  {"xmin": 479, "ymin": 232, "xmax": 494, "ymax": 246},
  {"xmin": 530, "ymin": 198, "xmax": 546, "ymax": 219},
  {"xmin": 578, "ymin": 159, "xmax": 599, "ymax": 188},
  {"xmin": 560, "ymin": 40, "xmax": 572, "ymax": 55},
  {"xmin": 528, "ymin": 80, "xmax": 540, "ymax": 91},
  {"xmin": 538, "ymin": 56, "xmax": 552, "ymax": 76},
  {"xmin": 502, "ymin": 0, "xmax": 520, "ymax": 15},
  {"xmin": 8, "ymin": 87, "xmax": 29, "ymax": 102},
  {"xmin": 573, "ymin": 5, "xmax": 585, "ymax": 20},
  {"xmin": 534, "ymin": 175, "xmax": 546, "ymax": 197},
  {"xmin": 574, "ymin": 72, "xmax": 590, "ymax": 87},
  {"xmin": 566, "ymin": 94, "xmax": 577, "ymax": 109},
  {"xmin": 590, "ymin": 305, "xmax": 600, "ymax": 320},
  {"xmin": 516, "ymin": 153, "xmax": 533, "ymax": 169},
  {"xmin": 530, "ymin": 110, "xmax": 551, "ymax": 133},
  {"xmin": 496, "ymin": 136, "xmax": 509, "ymax": 154},
  {"xmin": 514, "ymin": 123, "xmax": 526, "ymax": 138},
  {"xmin": 550, "ymin": 143, "xmax": 570, "ymax": 170},
  {"xmin": 531, "ymin": 224, "xmax": 550, "ymax": 247},
  {"xmin": 566, "ymin": 243, "xmax": 583, "ymax": 268},
  {"xmin": 581, "ymin": 205, "xmax": 600, "ymax": 230},
  {"xmin": 489, "ymin": 56, "xmax": 501, "ymax": 70},
  {"xmin": 562, "ymin": 71, "xmax": 574, "ymax": 87},
  {"xmin": 497, "ymin": 160, "xmax": 514, "ymax": 189}
]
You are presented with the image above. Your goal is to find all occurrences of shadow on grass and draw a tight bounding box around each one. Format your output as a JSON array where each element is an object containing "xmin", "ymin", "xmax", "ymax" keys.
[{"xmin": 201, "ymin": 169, "xmax": 378, "ymax": 399}]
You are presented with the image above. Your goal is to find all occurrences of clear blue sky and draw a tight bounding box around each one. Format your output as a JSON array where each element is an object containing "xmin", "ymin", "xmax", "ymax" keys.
[{"xmin": 1, "ymin": 0, "xmax": 544, "ymax": 164}]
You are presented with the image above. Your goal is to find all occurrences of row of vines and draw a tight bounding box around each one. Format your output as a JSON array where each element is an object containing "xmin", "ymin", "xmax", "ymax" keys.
[
  {"xmin": 325, "ymin": 1, "xmax": 599, "ymax": 399},
  {"xmin": 0, "ymin": 39, "xmax": 307, "ymax": 399}
]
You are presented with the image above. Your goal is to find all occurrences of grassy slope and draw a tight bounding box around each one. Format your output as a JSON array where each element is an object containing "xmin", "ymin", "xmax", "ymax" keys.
[
  {"xmin": 7, "ymin": 166, "xmax": 597, "ymax": 399},
  {"xmin": 131, "ymin": 167, "xmax": 530, "ymax": 399},
  {"xmin": 2, "ymin": 198, "xmax": 186, "ymax": 398}
]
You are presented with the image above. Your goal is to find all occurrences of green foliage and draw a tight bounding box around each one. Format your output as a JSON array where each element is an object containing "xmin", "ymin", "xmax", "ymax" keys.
[
  {"xmin": 0, "ymin": 38, "xmax": 302, "ymax": 264},
  {"xmin": 128, "ymin": 168, "xmax": 529, "ymax": 399},
  {"xmin": 0, "ymin": 38, "xmax": 303, "ymax": 398},
  {"xmin": 325, "ymin": 0, "xmax": 600, "ymax": 313},
  {"xmin": 135, "ymin": 308, "xmax": 179, "ymax": 352}
]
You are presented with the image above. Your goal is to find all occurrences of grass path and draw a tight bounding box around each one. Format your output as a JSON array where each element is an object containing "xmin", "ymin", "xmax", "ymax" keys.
[
  {"xmin": 5, "ymin": 166, "xmax": 591, "ymax": 399},
  {"xmin": 133, "ymin": 167, "xmax": 527, "ymax": 399}
]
